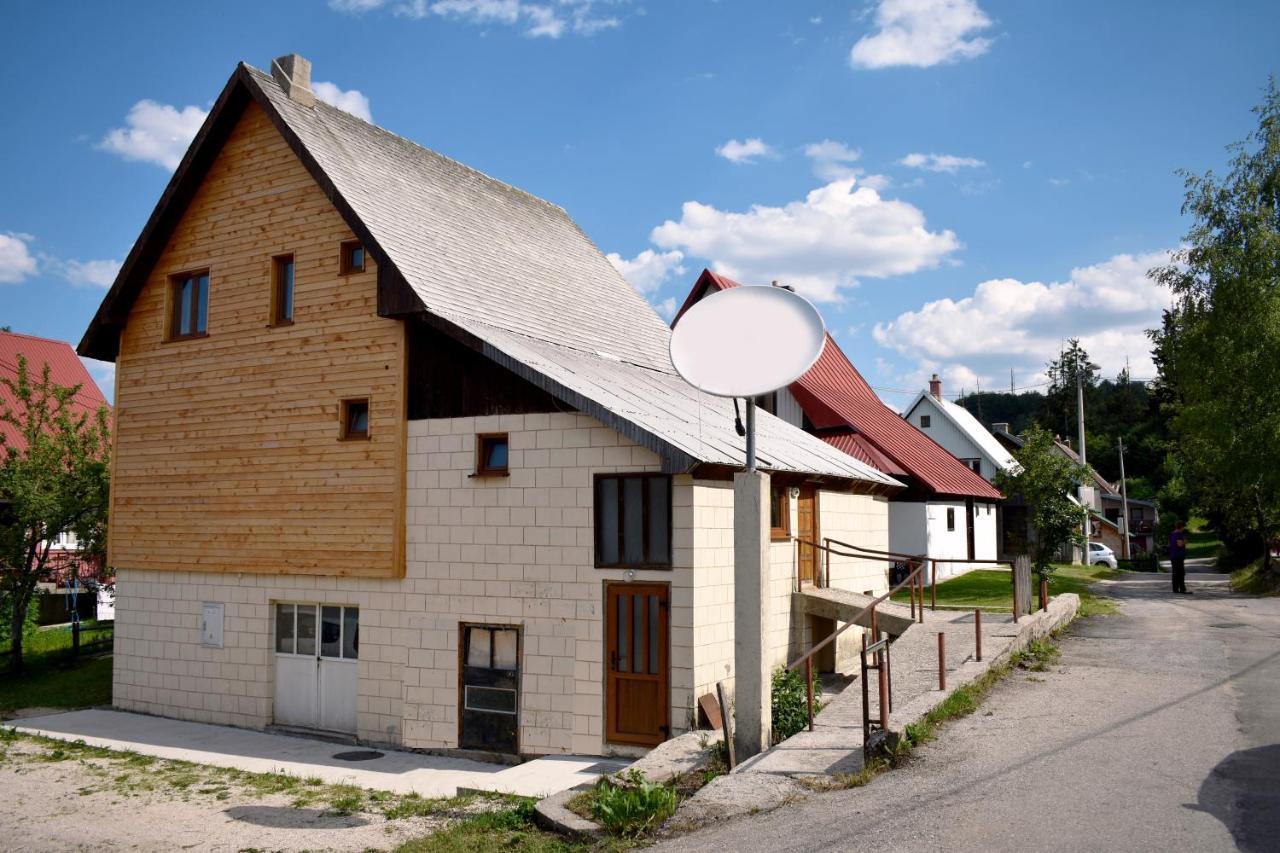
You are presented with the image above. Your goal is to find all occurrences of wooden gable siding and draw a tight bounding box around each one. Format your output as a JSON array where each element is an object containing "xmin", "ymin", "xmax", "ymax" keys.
[{"xmin": 110, "ymin": 101, "xmax": 406, "ymax": 578}]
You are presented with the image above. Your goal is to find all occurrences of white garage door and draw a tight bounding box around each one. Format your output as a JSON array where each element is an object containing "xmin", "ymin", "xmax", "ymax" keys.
[{"xmin": 274, "ymin": 603, "xmax": 359, "ymax": 734}]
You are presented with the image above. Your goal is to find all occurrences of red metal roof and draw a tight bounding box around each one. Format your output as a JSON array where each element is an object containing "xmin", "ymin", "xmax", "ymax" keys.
[
  {"xmin": 0, "ymin": 331, "xmax": 110, "ymax": 453},
  {"xmin": 674, "ymin": 270, "xmax": 1002, "ymax": 500}
]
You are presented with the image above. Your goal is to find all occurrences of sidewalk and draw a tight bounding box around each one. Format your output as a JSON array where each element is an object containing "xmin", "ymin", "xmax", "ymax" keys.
[{"xmin": 7, "ymin": 709, "xmax": 628, "ymax": 799}]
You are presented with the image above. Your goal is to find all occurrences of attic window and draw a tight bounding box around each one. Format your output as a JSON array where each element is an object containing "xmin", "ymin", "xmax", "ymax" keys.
[
  {"xmin": 271, "ymin": 254, "xmax": 294, "ymax": 326},
  {"xmin": 963, "ymin": 458, "xmax": 982, "ymax": 476},
  {"xmin": 340, "ymin": 241, "xmax": 365, "ymax": 275},
  {"xmin": 919, "ymin": 415, "xmax": 931, "ymax": 428},
  {"xmin": 340, "ymin": 398, "xmax": 369, "ymax": 441},
  {"xmin": 168, "ymin": 271, "xmax": 209, "ymax": 341},
  {"xmin": 474, "ymin": 433, "xmax": 509, "ymax": 477}
]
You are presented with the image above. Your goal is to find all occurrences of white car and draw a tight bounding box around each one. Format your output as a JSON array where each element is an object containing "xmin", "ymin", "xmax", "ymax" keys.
[{"xmin": 1088, "ymin": 541, "xmax": 1118, "ymax": 569}]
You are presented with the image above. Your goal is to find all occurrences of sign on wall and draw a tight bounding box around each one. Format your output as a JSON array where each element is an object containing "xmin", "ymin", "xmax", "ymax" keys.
[{"xmin": 201, "ymin": 602, "xmax": 225, "ymax": 648}]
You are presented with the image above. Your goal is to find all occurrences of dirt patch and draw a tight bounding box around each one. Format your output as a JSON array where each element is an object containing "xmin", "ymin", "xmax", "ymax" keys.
[{"xmin": 0, "ymin": 735, "xmax": 504, "ymax": 852}]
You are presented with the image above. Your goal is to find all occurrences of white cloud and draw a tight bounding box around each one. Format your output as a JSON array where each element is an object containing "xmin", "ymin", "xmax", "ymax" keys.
[
  {"xmin": 850, "ymin": 0, "xmax": 994, "ymax": 69},
  {"xmin": 79, "ymin": 357, "xmax": 117, "ymax": 402},
  {"xmin": 52, "ymin": 258, "xmax": 122, "ymax": 288},
  {"xmin": 342, "ymin": 0, "xmax": 621, "ymax": 38},
  {"xmin": 872, "ymin": 250, "xmax": 1176, "ymax": 390},
  {"xmin": 651, "ymin": 178, "xmax": 961, "ymax": 302},
  {"xmin": 98, "ymin": 100, "xmax": 209, "ymax": 170},
  {"xmin": 0, "ymin": 233, "xmax": 38, "ymax": 284},
  {"xmin": 900, "ymin": 152, "xmax": 985, "ymax": 173},
  {"xmin": 804, "ymin": 139, "xmax": 862, "ymax": 180},
  {"xmin": 715, "ymin": 138, "xmax": 776, "ymax": 165},
  {"xmin": 654, "ymin": 297, "xmax": 678, "ymax": 320},
  {"xmin": 313, "ymin": 81, "xmax": 374, "ymax": 122},
  {"xmin": 605, "ymin": 249, "xmax": 686, "ymax": 294}
]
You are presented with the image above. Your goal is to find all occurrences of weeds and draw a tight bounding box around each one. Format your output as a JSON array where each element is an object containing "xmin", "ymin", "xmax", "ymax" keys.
[{"xmin": 588, "ymin": 770, "xmax": 677, "ymax": 838}]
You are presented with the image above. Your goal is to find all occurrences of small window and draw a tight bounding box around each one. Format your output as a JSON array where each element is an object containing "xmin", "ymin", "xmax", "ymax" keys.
[
  {"xmin": 168, "ymin": 271, "xmax": 209, "ymax": 340},
  {"xmin": 770, "ymin": 485, "xmax": 790, "ymax": 541},
  {"xmin": 964, "ymin": 458, "xmax": 982, "ymax": 476},
  {"xmin": 946, "ymin": 507, "xmax": 956, "ymax": 531},
  {"xmin": 275, "ymin": 603, "xmax": 358, "ymax": 659},
  {"xmin": 475, "ymin": 433, "xmax": 509, "ymax": 476},
  {"xmin": 595, "ymin": 474, "xmax": 672, "ymax": 568},
  {"xmin": 340, "ymin": 240, "xmax": 365, "ymax": 275},
  {"xmin": 919, "ymin": 415, "xmax": 931, "ymax": 428},
  {"xmin": 340, "ymin": 398, "xmax": 370, "ymax": 440},
  {"xmin": 271, "ymin": 254, "xmax": 294, "ymax": 325},
  {"xmin": 756, "ymin": 392, "xmax": 778, "ymax": 416}
]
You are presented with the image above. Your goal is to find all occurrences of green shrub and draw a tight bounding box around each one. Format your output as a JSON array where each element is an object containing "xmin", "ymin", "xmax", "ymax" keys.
[
  {"xmin": 771, "ymin": 665, "xmax": 819, "ymax": 743},
  {"xmin": 590, "ymin": 769, "xmax": 676, "ymax": 837}
]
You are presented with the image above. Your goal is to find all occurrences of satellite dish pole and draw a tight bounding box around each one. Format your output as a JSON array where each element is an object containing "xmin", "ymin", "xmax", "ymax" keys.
[{"xmin": 671, "ymin": 282, "xmax": 826, "ymax": 760}]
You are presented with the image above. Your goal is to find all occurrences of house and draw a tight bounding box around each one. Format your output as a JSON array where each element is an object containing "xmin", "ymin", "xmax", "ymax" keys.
[
  {"xmin": 76, "ymin": 55, "xmax": 902, "ymax": 756},
  {"xmin": 0, "ymin": 330, "xmax": 111, "ymax": 622},
  {"xmin": 673, "ymin": 272, "xmax": 1003, "ymax": 582}
]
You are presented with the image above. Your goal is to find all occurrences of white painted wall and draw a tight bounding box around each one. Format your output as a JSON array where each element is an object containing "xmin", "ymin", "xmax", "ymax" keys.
[{"xmin": 907, "ymin": 401, "xmax": 992, "ymax": 481}]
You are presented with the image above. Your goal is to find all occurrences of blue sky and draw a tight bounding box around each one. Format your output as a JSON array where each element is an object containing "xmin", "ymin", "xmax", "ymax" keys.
[{"xmin": 2, "ymin": 0, "xmax": 1278, "ymax": 405}]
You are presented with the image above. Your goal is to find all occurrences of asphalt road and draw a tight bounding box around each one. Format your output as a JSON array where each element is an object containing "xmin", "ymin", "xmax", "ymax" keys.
[{"xmin": 657, "ymin": 564, "xmax": 1280, "ymax": 852}]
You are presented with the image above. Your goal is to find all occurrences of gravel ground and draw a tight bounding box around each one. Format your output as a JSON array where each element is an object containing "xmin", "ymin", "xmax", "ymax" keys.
[
  {"xmin": 655, "ymin": 566, "xmax": 1280, "ymax": 852},
  {"xmin": 0, "ymin": 737, "xmax": 495, "ymax": 852}
]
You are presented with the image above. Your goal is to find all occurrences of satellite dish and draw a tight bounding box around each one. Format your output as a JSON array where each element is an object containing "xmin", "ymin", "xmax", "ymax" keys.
[{"xmin": 670, "ymin": 286, "xmax": 826, "ymax": 398}]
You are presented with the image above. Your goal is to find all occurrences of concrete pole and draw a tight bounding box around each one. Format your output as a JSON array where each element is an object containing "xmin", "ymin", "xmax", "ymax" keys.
[
  {"xmin": 1118, "ymin": 437, "xmax": 1132, "ymax": 560},
  {"xmin": 1076, "ymin": 368, "xmax": 1089, "ymax": 563},
  {"xmin": 733, "ymin": 468, "xmax": 771, "ymax": 761},
  {"xmin": 745, "ymin": 398, "xmax": 757, "ymax": 472}
]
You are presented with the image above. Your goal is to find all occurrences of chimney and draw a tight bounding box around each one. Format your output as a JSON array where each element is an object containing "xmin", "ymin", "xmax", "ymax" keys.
[
  {"xmin": 929, "ymin": 373, "xmax": 942, "ymax": 400},
  {"xmin": 271, "ymin": 54, "xmax": 315, "ymax": 106},
  {"xmin": 992, "ymin": 422, "xmax": 1010, "ymax": 433}
]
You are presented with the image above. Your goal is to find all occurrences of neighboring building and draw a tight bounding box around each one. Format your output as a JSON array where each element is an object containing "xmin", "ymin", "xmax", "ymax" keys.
[
  {"xmin": 77, "ymin": 56, "xmax": 900, "ymax": 756},
  {"xmin": 674, "ymin": 272, "xmax": 1003, "ymax": 582},
  {"xmin": 0, "ymin": 330, "xmax": 111, "ymax": 621}
]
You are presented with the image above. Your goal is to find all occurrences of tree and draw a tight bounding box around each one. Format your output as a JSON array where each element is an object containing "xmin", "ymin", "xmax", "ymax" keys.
[
  {"xmin": 995, "ymin": 426, "xmax": 1088, "ymax": 577},
  {"xmin": 0, "ymin": 356, "xmax": 111, "ymax": 671},
  {"xmin": 1150, "ymin": 79, "xmax": 1280, "ymax": 573},
  {"xmin": 1041, "ymin": 339, "xmax": 1099, "ymax": 441}
]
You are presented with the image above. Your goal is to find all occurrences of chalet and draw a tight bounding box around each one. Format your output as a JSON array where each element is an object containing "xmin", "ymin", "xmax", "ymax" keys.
[
  {"xmin": 0, "ymin": 330, "xmax": 111, "ymax": 622},
  {"xmin": 673, "ymin": 272, "xmax": 1003, "ymax": 582},
  {"xmin": 77, "ymin": 56, "xmax": 901, "ymax": 756}
]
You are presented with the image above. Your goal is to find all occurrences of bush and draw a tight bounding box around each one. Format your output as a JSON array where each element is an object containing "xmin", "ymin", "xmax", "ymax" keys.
[
  {"xmin": 771, "ymin": 665, "xmax": 819, "ymax": 744},
  {"xmin": 590, "ymin": 770, "xmax": 676, "ymax": 837}
]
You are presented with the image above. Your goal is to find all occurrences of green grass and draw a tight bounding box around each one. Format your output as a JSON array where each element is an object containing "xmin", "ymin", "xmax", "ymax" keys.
[
  {"xmin": 1230, "ymin": 558, "xmax": 1280, "ymax": 595},
  {"xmin": 23, "ymin": 621, "xmax": 114, "ymax": 657},
  {"xmin": 891, "ymin": 563, "xmax": 1120, "ymax": 618},
  {"xmin": 393, "ymin": 798, "xmax": 614, "ymax": 853},
  {"xmin": 1185, "ymin": 516, "xmax": 1222, "ymax": 560},
  {"xmin": 0, "ymin": 654, "xmax": 112, "ymax": 715}
]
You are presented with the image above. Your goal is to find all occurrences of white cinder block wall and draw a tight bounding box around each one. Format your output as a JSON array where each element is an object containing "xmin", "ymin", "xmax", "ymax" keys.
[{"xmin": 112, "ymin": 411, "xmax": 893, "ymax": 756}]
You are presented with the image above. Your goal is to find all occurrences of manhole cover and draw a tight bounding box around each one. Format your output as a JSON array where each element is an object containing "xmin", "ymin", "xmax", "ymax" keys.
[{"xmin": 333, "ymin": 750, "xmax": 385, "ymax": 762}]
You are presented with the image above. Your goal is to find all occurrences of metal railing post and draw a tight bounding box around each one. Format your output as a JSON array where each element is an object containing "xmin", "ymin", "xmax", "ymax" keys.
[
  {"xmin": 860, "ymin": 634, "xmax": 870, "ymax": 743},
  {"xmin": 824, "ymin": 538, "xmax": 831, "ymax": 589},
  {"xmin": 937, "ymin": 632, "xmax": 946, "ymax": 691},
  {"xmin": 805, "ymin": 657, "xmax": 815, "ymax": 732},
  {"xmin": 877, "ymin": 641, "xmax": 889, "ymax": 730},
  {"xmin": 931, "ymin": 560, "xmax": 937, "ymax": 611},
  {"xmin": 974, "ymin": 609, "xmax": 982, "ymax": 662}
]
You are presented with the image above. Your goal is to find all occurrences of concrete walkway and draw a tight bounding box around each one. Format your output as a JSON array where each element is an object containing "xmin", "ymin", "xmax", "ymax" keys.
[{"xmin": 7, "ymin": 709, "xmax": 628, "ymax": 799}]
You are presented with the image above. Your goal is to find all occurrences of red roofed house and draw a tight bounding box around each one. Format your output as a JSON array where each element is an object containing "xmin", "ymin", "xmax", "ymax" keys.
[
  {"xmin": 0, "ymin": 330, "xmax": 113, "ymax": 621},
  {"xmin": 674, "ymin": 270, "xmax": 1003, "ymax": 581}
]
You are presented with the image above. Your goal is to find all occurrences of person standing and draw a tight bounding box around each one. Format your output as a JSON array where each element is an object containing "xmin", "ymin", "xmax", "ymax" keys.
[{"xmin": 1170, "ymin": 520, "xmax": 1189, "ymax": 594}]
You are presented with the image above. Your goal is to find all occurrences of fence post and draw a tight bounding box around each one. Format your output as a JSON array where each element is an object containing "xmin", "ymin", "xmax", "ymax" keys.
[
  {"xmin": 1040, "ymin": 577, "xmax": 1049, "ymax": 612},
  {"xmin": 931, "ymin": 560, "xmax": 937, "ymax": 611},
  {"xmin": 805, "ymin": 657, "xmax": 815, "ymax": 732},
  {"xmin": 937, "ymin": 632, "xmax": 946, "ymax": 691},
  {"xmin": 974, "ymin": 609, "xmax": 982, "ymax": 662}
]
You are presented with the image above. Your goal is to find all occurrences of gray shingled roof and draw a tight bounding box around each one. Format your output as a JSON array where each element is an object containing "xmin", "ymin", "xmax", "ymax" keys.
[{"xmin": 242, "ymin": 65, "xmax": 900, "ymax": 486}]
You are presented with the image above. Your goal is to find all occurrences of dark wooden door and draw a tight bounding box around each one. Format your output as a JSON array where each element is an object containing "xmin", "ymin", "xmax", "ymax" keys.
[
  {"xmin": 797, "ymin": 487, "xmax": 820, "ymax": 585},
  {"xmin": 965, "ymin": 499, "xmax": 976, "ymax": 561},
  {"xmin": 459, "ymin": 624, "xmax": 520, "ymax": 754},
  {"xmin": 605, "ymin": 583, "xmax": 669, "ymax": 746}
]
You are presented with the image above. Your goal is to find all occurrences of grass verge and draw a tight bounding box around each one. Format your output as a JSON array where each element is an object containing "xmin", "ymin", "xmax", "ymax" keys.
[
  {"xmin": 1230, "ymin": 558, "xmax": 1280, "ymax": 595},
  {"xmin": 891, "ymin": 564, "xmax": 1118, "ymax": 617},
  {"xmin": 0, "ymin": 654, "xmax": 112, "ymax": 716}
]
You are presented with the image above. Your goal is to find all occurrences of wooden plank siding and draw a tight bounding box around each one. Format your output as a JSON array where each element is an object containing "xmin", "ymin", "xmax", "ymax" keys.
[{"xmin": 110, "ymin": 101, "xmax": 406, "ymax": 578}]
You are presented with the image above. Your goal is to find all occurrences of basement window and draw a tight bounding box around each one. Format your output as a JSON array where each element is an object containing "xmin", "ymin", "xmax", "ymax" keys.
[
  {"xmin": 168, "ymin": 271, "xmax": 209, "ymax": 341},
  {"xmin": 474, "ymin": 433, "xmax": 509, "ymax": 477},
  {"xmin": 595, "ymin": 474, "xmax": 672, "ymax": 568},
  {"xmin": 340, "ymin": 398, "xmax": 370, "ymax": 441},
  {"xmin": 340, "ymin": 240, "xmax": 366, "ymax": 275}
]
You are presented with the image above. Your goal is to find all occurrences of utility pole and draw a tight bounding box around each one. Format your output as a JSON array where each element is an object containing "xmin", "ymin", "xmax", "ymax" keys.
[
  {"xmin": 1118, "ymin": 436, "xmax": 1132, "ymax": 560},
  {"xmin": 1010, "ymin": 368, "xmax": 1014, "ymax": 394},
  {"xmin": 1076, "ymin": 363, "xmax": 1089, "ymax": 564}
]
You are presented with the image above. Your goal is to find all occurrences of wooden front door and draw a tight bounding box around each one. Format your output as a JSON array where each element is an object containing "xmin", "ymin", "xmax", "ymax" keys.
[
  {"xmin": 797, "ymin": 487, "xmax": 820, "ymax": 586},
  {"xmin": 605, "ymin": 583, "xmax": 670, "ymax": 746}
]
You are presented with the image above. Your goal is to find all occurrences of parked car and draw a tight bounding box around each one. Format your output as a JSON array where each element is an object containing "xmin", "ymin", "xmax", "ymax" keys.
[{"xmin": 1088, "ymin": 541, "xmax": 1118, "ymax": 569}]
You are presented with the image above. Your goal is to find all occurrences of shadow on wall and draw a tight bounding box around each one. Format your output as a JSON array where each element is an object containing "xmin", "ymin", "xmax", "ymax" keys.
[{"xmin": 1190, "ymin": 744, "xmax": 1280, "ymax": 852}]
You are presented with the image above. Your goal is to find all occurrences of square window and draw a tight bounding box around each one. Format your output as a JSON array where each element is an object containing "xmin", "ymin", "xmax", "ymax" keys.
[
  {"xmin": 595, "ymin": 474, "xmax": 672, "ymax": 568},
  {"xmin": 475, "ymin": 433, "xmax": 509, "ymax": 476},
  {"xmin": 340, "ymin": 398, "xmax": 370, "ymax": 441},
  {"xmin": 340, "ymin": 240, "xmax": 365, "ymax": 275},
  {"xmin": 919, "ymin": 415, "xmax": 931, "ymax": 428},
  {"xmin": 168, "ymin": 271, "xmax": 209, "ymax": 340},
  {"xmin": 272, "ymin": 254, "xmax": 294, "ymax": 325}
]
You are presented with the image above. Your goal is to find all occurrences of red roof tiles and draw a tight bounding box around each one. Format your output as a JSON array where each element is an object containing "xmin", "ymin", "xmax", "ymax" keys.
[
  {"xmin": 674, "ymin": 270, "xmax": 1002, "ymax": 500},
  {"xmin": 0, "ymin": 331, "xmax": 110, "ymax": 453}
]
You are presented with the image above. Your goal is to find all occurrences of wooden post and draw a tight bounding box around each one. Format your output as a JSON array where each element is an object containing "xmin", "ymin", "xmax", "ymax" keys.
[
  {"xmin": 937, "ymin": 632, "xmax": 946, "ymax": 691},
  {"xmin": 805, "ymin": 657, "xmax": 815, "ymax": 732},
  {"xmin": 974, "ymin": 609, "xmax": 982, "ymax": 662},
  {"xmin": 1040, "ymin": 577, "xmax": 1049, "ymax": 612},
  {"xmin": 716, "ymin": 680, "xmax": 736, "ymax": 770}
]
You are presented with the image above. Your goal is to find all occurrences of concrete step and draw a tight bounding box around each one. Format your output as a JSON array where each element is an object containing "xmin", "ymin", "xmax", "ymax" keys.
[{"xmin": 795, "ymin": 586, "xmax": 920, "ymax": 636}]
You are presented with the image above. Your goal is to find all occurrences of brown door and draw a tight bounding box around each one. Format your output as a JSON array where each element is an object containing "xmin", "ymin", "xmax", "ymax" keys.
[
  {"xmin": 797, "ymin": 487, "xmax": 819, "ymax": 586},
  {"xmin": 605, "ymin": 583, "xmax": 670, "ymax": 746}
]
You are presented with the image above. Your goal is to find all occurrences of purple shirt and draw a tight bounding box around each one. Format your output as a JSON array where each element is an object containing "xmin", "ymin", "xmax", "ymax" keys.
[{"xmin": 1170, "ymin": 529, "xmax": 1187, "ymax": 559}]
